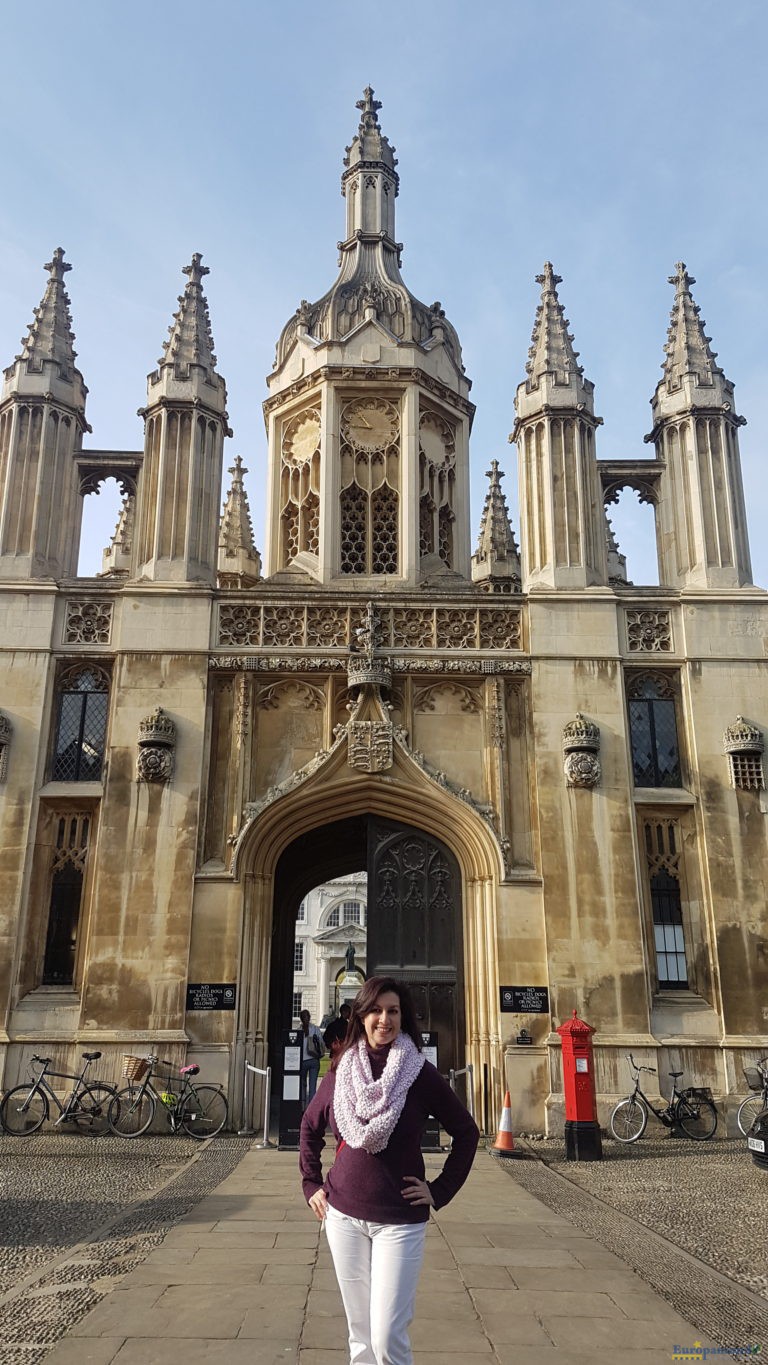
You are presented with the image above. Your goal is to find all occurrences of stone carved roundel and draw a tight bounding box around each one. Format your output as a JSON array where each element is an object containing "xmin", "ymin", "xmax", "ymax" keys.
[
  {"xmin": 341, "ymin": 397, "xmax": 398, "ymax": 453},
  {"xmin": 419, "ymin": 412, "xmax": 454, "ymax": 468},
  {"xmin": 283, "ymin": 409, "xmax": 321, "ymax": 465}
]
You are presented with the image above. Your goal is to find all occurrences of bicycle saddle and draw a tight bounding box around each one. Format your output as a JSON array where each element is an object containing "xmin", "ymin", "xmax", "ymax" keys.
[
  {"xmin": 31, "ymin": 1055, "xmax": 51, "ymax": 1064},
  {"xmin": 668, "ymin": 1070, "xmax": 683, "ymax": 1078},
  {"xmin": 180, "ymin": 1063, "xmax": 200, "ymax": 1077},
  {"xmin": 82, "ymin": 1051, "xmax": 101, "ymax": 1061}
]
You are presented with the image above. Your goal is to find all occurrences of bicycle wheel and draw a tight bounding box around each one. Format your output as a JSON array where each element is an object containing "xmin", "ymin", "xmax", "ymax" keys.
[
  {"xmin": 69, "ymin": 1084, "xmax": 116, "ymax": 1137},
  {"xmin": 737, "ymin": 1095, "xmax": 765, "ymax": 1137},
  {"xmin": 609, "ymin": 1096, "xmax": 648, "ymax": 1142},
  {"xmin": 109, "ymin": 1084, "xmax": 156, "ymax": 1137},
  {"xmin": 676, "ymin": 1095, "xmax": 718, "ymax": 1140},
  {"xmin": 179, "ymin": 1085, "xmax": 228, "ymax": 1139},
  {"xmin": 0, "ymin": 1084, "xmax": 48, "ymax": 1135}
]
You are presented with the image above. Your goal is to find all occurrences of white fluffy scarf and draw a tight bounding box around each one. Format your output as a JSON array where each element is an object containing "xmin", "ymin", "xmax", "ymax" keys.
[{"xmin": 333, "ymin": 1034, "xmax": 426, "ymax": 1153}]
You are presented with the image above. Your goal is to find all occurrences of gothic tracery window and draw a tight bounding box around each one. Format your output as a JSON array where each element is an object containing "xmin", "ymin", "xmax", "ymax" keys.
[
  {"xmin": 626, "ymin": 671, "xmax": 681, "ymax": 788},
  {"xmin": 340, "ymin": 397, "xmax": 400, "ymax": 575},
  {"xmin": 419, "ymin": 410, "xmax": 456, "ymax": 569},
  {"xmin": 52, "ymin": 665, "xmax": 110, "ymax": 782},
  {"xmin": 280, "ymin": 407, "xmax": 321, "ymax": 566},
  {"xmin": 642, "ymin": 817, "xmax": 689, "ymax": 991},
  {"xmin": 42, "ymin": 811, "xmax": 91, "ymax": 986}
]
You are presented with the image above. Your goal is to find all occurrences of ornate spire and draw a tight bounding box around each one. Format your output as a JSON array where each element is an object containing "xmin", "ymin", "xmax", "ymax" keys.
[
  {"xmin": 662, "ymin": 263, "xmax": 722, "ymax": 387},
  {"xmin": 101, "ymin": 496, "xmax": 135, "ymax": 576},
  {"xmin": 218, "ymin": 456, "xmax": 261, "ymax": 587},
  {"xmin": 525, "ymin": 262, "xmax": 585, "ymax": 388},
  {"xmin": 15, "ymin": 248, "xmax": 79, "ymax": 380},
  {"xmin": 273, "ymin": 89, "xmax": 464, "ymax": 374},
  {"xmin": 471, "ymin": 460, "xmax": 520, "ymax": 589},
  {"xmin": 343, "ymin": 85, "xmax": 399, "ymax": 194},
  {"xmin": 160, "ymin": 253, "xmax": 218, "ymax": 377}
]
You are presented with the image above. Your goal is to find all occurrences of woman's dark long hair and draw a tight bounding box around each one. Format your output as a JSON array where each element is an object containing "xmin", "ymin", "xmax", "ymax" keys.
[{"xmin": 334, "ymin": 976, "xmax": 423, "ymax": 1065}]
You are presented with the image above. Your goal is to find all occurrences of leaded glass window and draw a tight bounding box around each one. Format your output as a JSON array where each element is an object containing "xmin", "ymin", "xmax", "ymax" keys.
[
  {"xmin": 627, "ymin": 672, "xmax": 681, "ymax": 788},
  {"xmin": 52, "ymin": 666, "xmax": 110, "ymax": 782}
]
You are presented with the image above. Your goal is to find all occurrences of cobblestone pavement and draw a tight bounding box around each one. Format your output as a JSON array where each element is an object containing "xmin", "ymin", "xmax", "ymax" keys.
[
  {"xmin": 0, "ymin": 1135, "xmax": 252, "ymax": 1365},
  {"xmin": 502, "ymin": 1136, "xmax": 768, "ymax": 1353}
]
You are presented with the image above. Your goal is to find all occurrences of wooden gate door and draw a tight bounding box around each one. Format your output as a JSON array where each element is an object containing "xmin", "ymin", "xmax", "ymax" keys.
[{"xmin": 367, "ymin": 818, "xmax": 464, "ymax": 1074}]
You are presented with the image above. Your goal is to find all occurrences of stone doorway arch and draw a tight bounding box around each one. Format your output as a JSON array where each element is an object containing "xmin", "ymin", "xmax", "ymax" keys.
[{"xmin": 231, "ymin": 747, "xmax": 503, "ymax": 1130}]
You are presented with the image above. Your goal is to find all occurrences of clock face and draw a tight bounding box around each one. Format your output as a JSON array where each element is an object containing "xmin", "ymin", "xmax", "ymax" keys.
[
  {"xmin": 420, "ymin": 414, "xmax": 453, "ymax": 467},
  {"xmin": 342, "ymin": 399, "xmax": 398, "ymax": 452},
  {"xmin": 284, "ymin": 410, "xmax": 321, "ymax": 464}
]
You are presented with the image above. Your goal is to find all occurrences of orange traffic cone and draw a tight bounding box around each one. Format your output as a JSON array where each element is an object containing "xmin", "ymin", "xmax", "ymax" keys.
[{"xmin": 491, "ymin": 1090, "xmax": 522, "ymax": 1158}]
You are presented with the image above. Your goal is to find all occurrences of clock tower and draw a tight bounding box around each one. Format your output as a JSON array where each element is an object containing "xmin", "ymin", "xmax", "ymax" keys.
[{"xmin": 263, "ymin": 89, "xmax": 474, "ymax": 587}]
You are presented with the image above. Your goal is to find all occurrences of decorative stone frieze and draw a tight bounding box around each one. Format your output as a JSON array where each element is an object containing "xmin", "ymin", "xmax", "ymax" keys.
[
  {"xmin": 208, "ymin": 654, "xmax": 532, "ymax": 676},
  {"xmin": 0, "ymin": 710, "xmax": 11, "ymax": 781},
  {"xmin": 626, "ymin": 608, "xmax": 672, "ymax": 653},
  {"xmin": 64, "ymin": 600, "xmax": 113, "ymax": 645},
  {"xmin": 216, "ymin": 601, "xmax": 523, "ymax": 653},
  {"xmin": 723, "ymin": 716, "xmax": 765, "ymax": 790},
  {"xmin": 562, "ymin": 712, "xmax": 601, "ymax": 789},
  {"xmin": 136, "ymin": 707, "xmax": 176, "ymax": 784}
]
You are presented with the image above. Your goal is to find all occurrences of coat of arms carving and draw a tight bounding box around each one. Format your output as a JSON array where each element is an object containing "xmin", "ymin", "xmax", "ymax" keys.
[{"xmin": 347, "ymin": 720, "xmax": 393, "ymax": 772}]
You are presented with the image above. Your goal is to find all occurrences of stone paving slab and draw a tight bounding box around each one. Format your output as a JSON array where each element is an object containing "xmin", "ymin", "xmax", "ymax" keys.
[{"xmin": 38, "ymin": 1145, "xmax": 733, "ymax": 1365}]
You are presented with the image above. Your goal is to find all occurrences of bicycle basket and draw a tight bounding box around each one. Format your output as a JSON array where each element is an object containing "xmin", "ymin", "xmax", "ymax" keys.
[
  {"xmin": 683, "ymin": 1086, "xmax": 713, "ymax": 1101},
  {"xmin": 122, "ymin": 1054, "xmax": 149, "ymax": 1082},
  {"xmin": 743, "ymin": 1067, "xmax": 764, "ymax": 1093}
]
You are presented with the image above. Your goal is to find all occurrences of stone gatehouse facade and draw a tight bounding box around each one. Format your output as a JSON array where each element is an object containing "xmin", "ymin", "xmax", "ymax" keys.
[{"xmin": 0, "ymin": 90, "xmax": 766, "ymax": 1133}]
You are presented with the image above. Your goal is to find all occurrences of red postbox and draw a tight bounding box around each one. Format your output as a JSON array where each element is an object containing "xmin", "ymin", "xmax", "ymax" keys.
[{"xmin": 556, "ymin": 1010, "xmax": 603, "ymax": 1161}]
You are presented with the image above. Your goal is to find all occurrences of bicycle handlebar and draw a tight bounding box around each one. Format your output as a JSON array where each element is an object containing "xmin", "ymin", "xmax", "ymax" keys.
[{"xmin": 628, "ymin": 1053, "xmax": 656, "ymax": 1074}]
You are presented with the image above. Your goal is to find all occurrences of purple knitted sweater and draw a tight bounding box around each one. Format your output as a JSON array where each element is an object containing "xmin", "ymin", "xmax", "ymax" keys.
[{"xmin": 299, "ymin": 1045, "xmax": 479, "ymax": 1224}]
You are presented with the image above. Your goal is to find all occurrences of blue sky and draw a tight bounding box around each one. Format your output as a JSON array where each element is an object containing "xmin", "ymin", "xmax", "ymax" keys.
[{"xmin": 1, "ymin": 0, "xmax": 766, "ymax": 588}]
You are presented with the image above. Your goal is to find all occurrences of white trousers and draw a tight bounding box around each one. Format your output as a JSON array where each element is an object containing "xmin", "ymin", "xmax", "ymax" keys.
[{"xmin": 324, "ymin": 1204, "xmax": 427, "ymax": 1365}]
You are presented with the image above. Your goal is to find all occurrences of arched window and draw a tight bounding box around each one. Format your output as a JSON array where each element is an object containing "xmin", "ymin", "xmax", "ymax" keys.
[
  {"xmin": 52, "ymin": 666, "xmax": 110, "ymax": 781},
  {"xmin": 626, "ymin": 672, "xmax": 681, "ymax": 788},
  {"xmin": 42, "ymin": 812, "xmax": 90, "ymax": 985},
  {"xmin": 325, "ymin": 900, "xmax": 364, "ymax": 928}
]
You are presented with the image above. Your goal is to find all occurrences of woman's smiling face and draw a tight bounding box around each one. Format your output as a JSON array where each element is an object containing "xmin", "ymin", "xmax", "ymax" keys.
[{"xmin": 363, "ymin": 990, "xmax": 402, "ymax": 1048}]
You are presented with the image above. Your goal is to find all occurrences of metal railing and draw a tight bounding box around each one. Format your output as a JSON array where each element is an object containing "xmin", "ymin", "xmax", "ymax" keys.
[
  {"xmin": 238, "ymin": 1062, "xmax": 273, "ymax": 1147},
  {"xmin": 448, "ymin": 1062, "xmax": 475, "ymax": 1126}
]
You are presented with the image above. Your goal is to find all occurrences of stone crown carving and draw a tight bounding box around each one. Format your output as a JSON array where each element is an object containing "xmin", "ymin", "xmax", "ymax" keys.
[
  {"xmin": 562, "ymin": 712, "xmax": 600, "ymax": 754},
  {"xmin": 723, "ymin": 716, "xmax": 763, "ymax": 755},
  {"xmin": 139, "ymin": 708, "xmax": 177, "ymax": 747},
  {"xmin": 348, "ymin": 601, "xmax": 392, "ymax": 693}
]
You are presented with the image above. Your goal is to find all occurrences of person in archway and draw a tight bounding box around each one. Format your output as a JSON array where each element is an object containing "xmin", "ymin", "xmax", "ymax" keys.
[
  {"xmin": 323, "ymin": 1001, "xmax": 351, "ymax": 1061},
  {"xmin": 300, "ymin": 976, "xmax": 479, "ymax": 1365},
  {"xmin": 299, "ymin": 1009, "xmax": 325, "ymax": 1109}
]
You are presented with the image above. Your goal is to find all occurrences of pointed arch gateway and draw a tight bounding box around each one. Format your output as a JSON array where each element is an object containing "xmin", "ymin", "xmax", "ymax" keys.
[{"xmin": 232, "ymin": 743, "xmax": 503, "ymax": 1130}]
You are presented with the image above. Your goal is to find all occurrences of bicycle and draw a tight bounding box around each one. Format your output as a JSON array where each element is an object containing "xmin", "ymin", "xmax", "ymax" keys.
[
  {"xmin": 736, "ymin": 1059, "xmax": 768, "ymax": 1137},
  {"xmin": 0, "ymin": 1051, "xmax": 117, "ymax": 1137},
  {"xmin": 108, "ymin": 1054, "xmax": 228, "ymax": 1139},
  {"xmin": 610, "ymin": 1054, "xmax": 718, "ymax": 1143}
]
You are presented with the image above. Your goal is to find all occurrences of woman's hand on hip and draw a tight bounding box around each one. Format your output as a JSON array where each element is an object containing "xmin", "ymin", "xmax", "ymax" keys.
[
  {"xmin": 308, "ymin": 1189, "xmax": 328, "ymax": 1221},
  {"xmin": 401, "ymin": 1177, "xmax": 435, "ymax": 1207}
]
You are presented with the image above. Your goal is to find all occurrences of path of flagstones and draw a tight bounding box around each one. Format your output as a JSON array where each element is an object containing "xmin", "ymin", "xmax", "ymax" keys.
[{"xmin": 0, "ymin": 1133, "xmax": 765, "ymax": 1363}]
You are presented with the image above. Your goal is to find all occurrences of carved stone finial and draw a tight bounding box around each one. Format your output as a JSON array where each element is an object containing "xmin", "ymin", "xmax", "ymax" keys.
[
  {"xmin": 183, "ymin": 251, "xmax": 210, "ymax": 286},
  {"xmin": 356, "ymin": 85, "xmax": 383, "ymax": 128},
  {"xmin": 137, "ymin": 706, "xmax": 176, "ymax": 783},
  {"xmin": 524, "ymin": 262, "xmax": 587, "ymax": 393},
  {"xmin": 45, "ymin": 247, "xmax": 72, "ymax": 280}
]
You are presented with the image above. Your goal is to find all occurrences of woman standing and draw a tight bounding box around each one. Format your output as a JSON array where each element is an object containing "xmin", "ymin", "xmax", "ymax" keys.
[{"xmin": 299, "ymin": 976, "xmax": 479, "ymax": 1365}]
